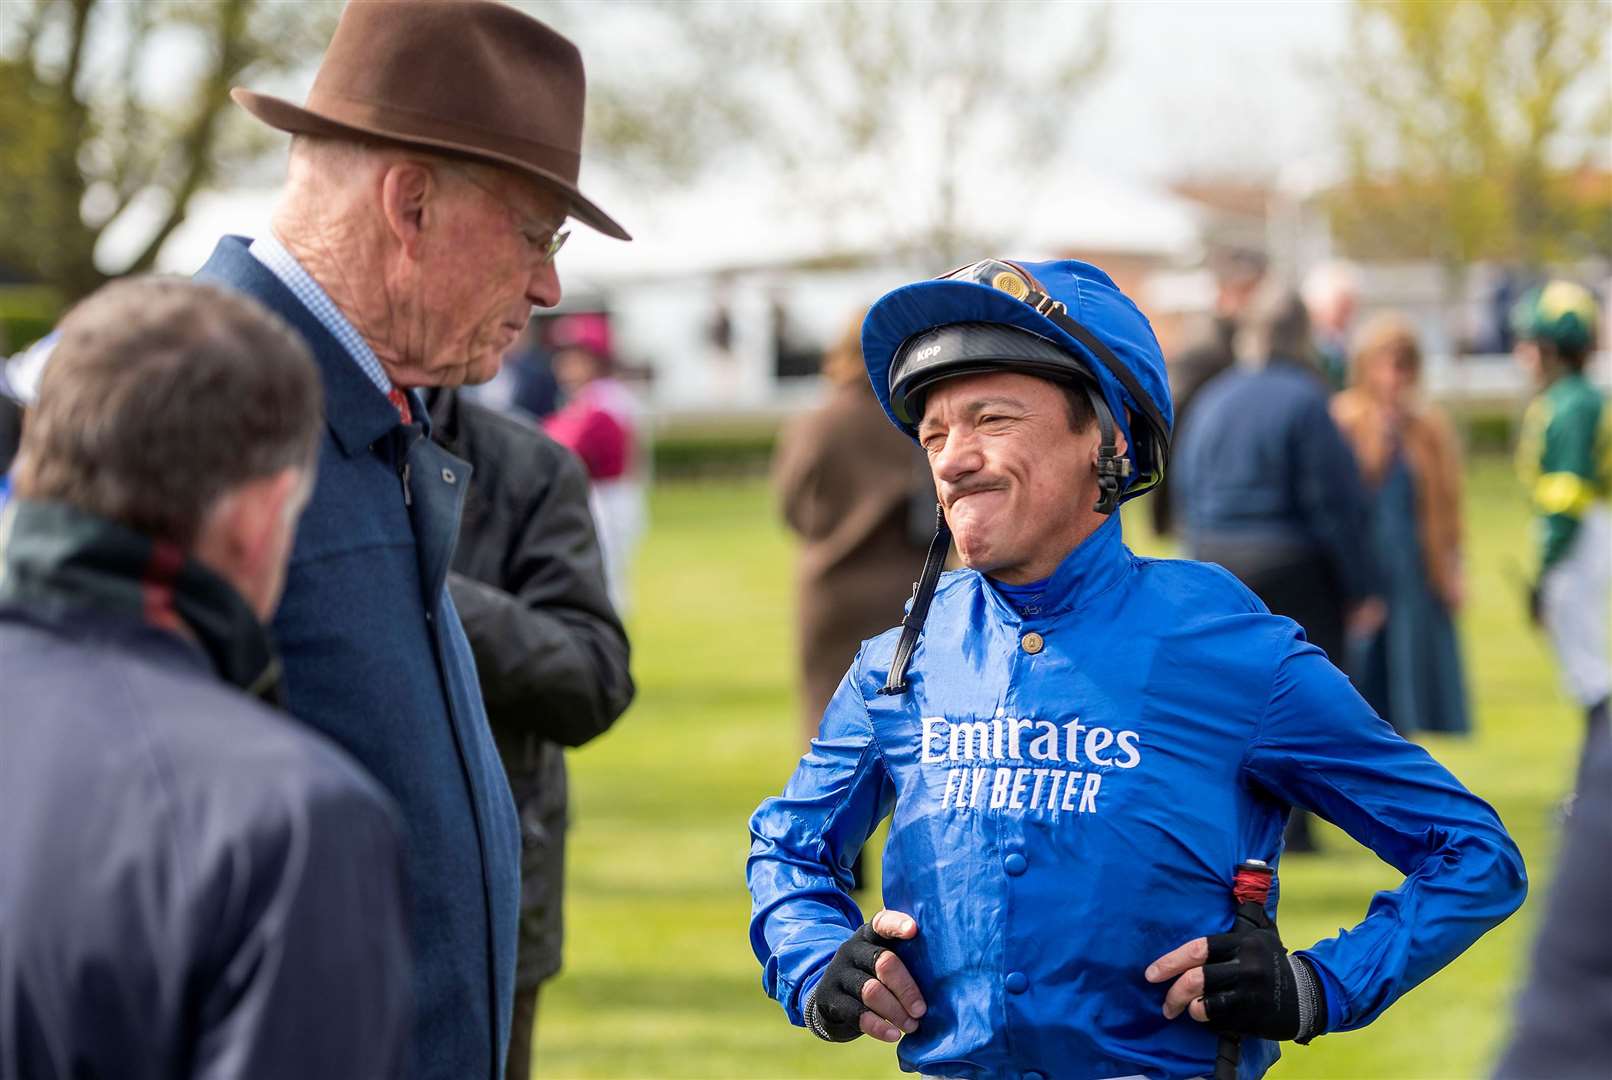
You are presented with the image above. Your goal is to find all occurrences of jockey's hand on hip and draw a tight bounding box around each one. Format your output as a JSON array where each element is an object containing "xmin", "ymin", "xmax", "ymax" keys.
[
  {"xmin": 1145, "ymin": 906, "xmax": 1327, "ymax": 1043},
  {"xmin": 805, "ymin": 909, "xmax": 927, "ymax": 1044}
]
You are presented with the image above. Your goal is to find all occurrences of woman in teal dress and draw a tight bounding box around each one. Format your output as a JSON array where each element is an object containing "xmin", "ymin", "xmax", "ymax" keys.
[{"xmin": 1333, "ymin": 315, "xmax": 1472, "ymax": 735}]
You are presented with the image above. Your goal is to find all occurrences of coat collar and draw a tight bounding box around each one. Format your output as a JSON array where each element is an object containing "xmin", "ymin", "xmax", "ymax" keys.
[
  {"xmin": 981, "ymin": 512, "xmax": 1130, "ymax": 622},
  {"xmin": 194, "ymin": 236, "xmax": 424, "ymax": 458},
  {"xmin": 0, "ymin": 499, "xmax": 284, "ymax": 704}
]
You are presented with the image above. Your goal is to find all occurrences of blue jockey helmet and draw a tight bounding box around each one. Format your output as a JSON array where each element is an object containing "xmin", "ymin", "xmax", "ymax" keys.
[
  {"xmin": 862, "ymin": 258, "xmax": 1173, "ymax": 514},
  {"xmin": 861, "ymin": 258, "xmax": 1176, "ymax": 695}
]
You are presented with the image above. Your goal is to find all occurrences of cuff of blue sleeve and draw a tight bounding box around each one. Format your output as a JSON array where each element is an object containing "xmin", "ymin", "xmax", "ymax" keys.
[
  {"xmin": 1296, "ymin": 950, "xmax": 1345, "ymax": 1034},
  {"xmin": 794, "ymin": 966, "xmax": 829, "ymax": 1027}
]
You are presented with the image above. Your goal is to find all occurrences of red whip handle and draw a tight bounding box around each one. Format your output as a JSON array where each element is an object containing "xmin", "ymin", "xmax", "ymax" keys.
[{"xmin": 1215, "ymin": 861, "xmax": 1274, "ymax": 1080}]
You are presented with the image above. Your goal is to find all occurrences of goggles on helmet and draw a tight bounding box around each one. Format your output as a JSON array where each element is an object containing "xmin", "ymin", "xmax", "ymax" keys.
[{"xmin": 941, "ymin": 259, "xmax": 1071, "ymax": 317}]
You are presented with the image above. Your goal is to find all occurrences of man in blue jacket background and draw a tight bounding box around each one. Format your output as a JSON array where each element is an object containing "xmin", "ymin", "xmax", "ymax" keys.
[
  {"xmin": 1170, "ymin": 285, "xmax": 1384, "ymax": 854},
  {"xmin": 747, "ymin": 258, "xmax": 1526, "ymax": 1079}
]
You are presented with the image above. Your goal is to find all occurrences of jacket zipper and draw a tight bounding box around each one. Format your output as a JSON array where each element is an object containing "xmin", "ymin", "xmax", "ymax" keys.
[{"xmin": 401, "ymin": 461, "xmax": 412, "ymax": 506}]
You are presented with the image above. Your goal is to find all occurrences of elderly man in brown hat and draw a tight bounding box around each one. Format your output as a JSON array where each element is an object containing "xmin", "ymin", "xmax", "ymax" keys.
[{"xmin": 191, "ymin": 2, "xmax": 629, "ymax": 1077}]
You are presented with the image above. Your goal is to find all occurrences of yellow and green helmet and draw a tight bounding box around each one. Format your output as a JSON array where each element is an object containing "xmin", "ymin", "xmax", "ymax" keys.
[{"xmin": 1511, "ymin": 280, "xmax": 1599, "ymax": 356}]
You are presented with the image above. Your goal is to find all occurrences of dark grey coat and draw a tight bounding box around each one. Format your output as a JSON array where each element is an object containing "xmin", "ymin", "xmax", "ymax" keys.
[
  {"xmin": 428, "ymin": 387, "xmax": 633, "ymax": 988},
  {"xmin": 0, "ymin": 608, "xmax": 410, "ymax": 1079}
]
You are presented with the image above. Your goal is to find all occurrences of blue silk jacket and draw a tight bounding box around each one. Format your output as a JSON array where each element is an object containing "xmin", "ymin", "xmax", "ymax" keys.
[{"xmin": 748, "ymin": 514, "xmax": 1525, "ymax": 1080}]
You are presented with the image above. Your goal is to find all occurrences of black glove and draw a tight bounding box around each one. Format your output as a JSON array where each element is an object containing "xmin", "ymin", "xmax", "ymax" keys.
[
  {"xmin": 803, "ymin": 923, "xmax": 901, "ymax": 1042},
  {"xmin": 1201, "ymin": 902, "xmax": 1327, "ymax": 1044}
]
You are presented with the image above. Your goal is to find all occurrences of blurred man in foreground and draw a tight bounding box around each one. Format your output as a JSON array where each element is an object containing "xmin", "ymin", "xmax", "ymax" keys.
[
  {"xmin": 424, "ymin": 381, "xmax": 634, "ymax": 1078},
  {"xmin": 1500, "ymin": 286, "xmax": 1610, "ymax": 1080},
  {"xmin": 1511, "ymin": 281, "xmax": 1609, "ymax": 783},
  {"xmin": 195, "ymin": 2, "xmax": 629, "ymax": 1073},
  {"xmin": 0, "ymin": 277, "xmax": 409, "ymax": 1078},
  {"xmin": 748, "ymin": 258, "xmax": 1524, "ymax": 1079}
]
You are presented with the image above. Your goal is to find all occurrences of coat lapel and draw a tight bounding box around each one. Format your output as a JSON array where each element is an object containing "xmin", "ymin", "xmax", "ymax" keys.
[{"xmin": 194, "ymin": 236, "xmax": 402, "ymax": 458}]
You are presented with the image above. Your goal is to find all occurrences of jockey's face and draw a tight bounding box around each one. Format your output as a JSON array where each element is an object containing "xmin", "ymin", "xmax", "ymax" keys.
[{"xmin": 918, "ymin": 370, "xmax": 1120, "ymax": 585}]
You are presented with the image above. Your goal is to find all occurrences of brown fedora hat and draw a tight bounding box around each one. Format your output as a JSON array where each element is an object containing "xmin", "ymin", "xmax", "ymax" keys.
[{"xmin": 233, "ymin": 0, "xmax": 629, "ymax": 240}]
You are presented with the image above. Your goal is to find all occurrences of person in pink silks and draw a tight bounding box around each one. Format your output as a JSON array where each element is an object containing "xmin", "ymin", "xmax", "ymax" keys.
[{"xmin": 543, "ymin": 313, "xmax": 645, "ymax": 616}]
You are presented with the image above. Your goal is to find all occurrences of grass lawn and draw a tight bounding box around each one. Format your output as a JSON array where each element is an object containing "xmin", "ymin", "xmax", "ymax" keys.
[{"xmin": 536, "ymin": 455, "xmax": 1588, "ymax": 1078}]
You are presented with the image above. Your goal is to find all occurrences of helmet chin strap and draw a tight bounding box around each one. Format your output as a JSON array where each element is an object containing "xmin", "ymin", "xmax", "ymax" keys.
[
  {"xmin": 880, "ymin": 381, "xmax": 1126, "ymax": 696},
  {"xmin": 1085, "ymin": 382, "xmax": 1131, "ymax": 516},
  {"xmin": 880, "ymin": 503, "xmax": 952, "ymax": 696}
]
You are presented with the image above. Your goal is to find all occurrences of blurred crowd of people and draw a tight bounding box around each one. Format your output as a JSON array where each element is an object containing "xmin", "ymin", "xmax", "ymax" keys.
[{"xmin": 1161, "ymin": 254, "xmax": 1607, "ymax": 797}]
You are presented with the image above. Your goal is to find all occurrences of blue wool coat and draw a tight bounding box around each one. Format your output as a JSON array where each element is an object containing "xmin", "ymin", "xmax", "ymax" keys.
[{"xmin": 197, "ymin": 238, "xmax": 520, "ymax": 1080}]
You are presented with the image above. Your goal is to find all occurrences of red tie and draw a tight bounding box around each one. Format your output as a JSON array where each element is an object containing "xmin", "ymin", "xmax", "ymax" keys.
[{"xmin": 388, "ymin": 387, "xmax": 413, "ymax": 424}]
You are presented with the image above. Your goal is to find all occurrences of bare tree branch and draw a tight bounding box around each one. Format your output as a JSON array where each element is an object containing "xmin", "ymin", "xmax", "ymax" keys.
[
  {"xmin": 123, "ymin": 0, "xmax": 255, "ymax": 275},
  {"xmin": 58, "ymin": 0, "xmax": 94, "ymax": 103},
  {"xmin": 0, "ymin": 0, "xmax": 343, "ymax": 296},
  {"xmin": 108, "ymin": 0, "xmax": 157, "ymax": 205}
]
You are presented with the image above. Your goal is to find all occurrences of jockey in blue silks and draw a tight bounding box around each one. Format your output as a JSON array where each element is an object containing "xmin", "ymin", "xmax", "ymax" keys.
[{"xmin": 746, "ymin": 259, "xmax": 1525, "ymax": 1080}]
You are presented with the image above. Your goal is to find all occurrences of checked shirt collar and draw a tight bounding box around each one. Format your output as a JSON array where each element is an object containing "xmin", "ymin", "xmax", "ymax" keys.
[{"xmin": 248, "ymin": 232, "xmax": 398, "ymax": 402}]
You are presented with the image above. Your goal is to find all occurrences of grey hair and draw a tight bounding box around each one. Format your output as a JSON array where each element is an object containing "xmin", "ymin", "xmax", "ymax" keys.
[
  {"xmin": 288, "ymin": 133, "xmax": 385, "ymax": 172},
  {"xmin": 288, "ymin": 134, "xmax": 501, "ymax": 189}
]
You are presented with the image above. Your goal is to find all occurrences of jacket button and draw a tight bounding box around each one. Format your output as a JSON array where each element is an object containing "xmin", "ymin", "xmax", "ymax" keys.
[
  {"xmin": 441, "ymin": 467, "xmax": 457, "ymax": 484},
  {"xmin": 1021, "ymin": 631, "xmax": 1044, "ymax": 654},
  {"xmin": 1005, "ymin": 971, "xmax": 1028, "ymax": 994},
  {"xmin": 1004, "ymin": 852, "xmax": 1027, "ymax": 876}
]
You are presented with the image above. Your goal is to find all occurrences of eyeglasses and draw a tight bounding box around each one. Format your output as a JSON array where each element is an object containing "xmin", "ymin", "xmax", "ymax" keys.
[
  {"xmin": 523, "ymin": 223, "xmax": 570, "ymax": 266},
  {"xmin": 448, "ymin": 163, "xmax": 571, "ymax": 266}
]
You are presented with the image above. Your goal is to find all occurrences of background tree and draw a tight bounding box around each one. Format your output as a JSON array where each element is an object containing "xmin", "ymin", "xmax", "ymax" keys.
[
  {"xmin": 0, "ymin": 0, "xmax": 337, "ymax": 303},
  {"xmin": 536, "ymin": 0, "xmax": 1109, "ymax": 267},
  {"xmin": 1325, "ymin": 0, "xmax": 1611, "ymax": 275}
]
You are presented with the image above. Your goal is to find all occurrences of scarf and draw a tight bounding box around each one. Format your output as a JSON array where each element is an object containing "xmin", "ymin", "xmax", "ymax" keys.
[{"xmin": 0, "ymin": 498, "xmax": 285, "ymax": 705}]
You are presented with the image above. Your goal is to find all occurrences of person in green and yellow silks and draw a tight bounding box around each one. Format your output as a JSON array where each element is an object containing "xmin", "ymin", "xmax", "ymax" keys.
[{"xmin": 1512, "ymin": 280, "xmax": 1610, "ymax": 788}]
